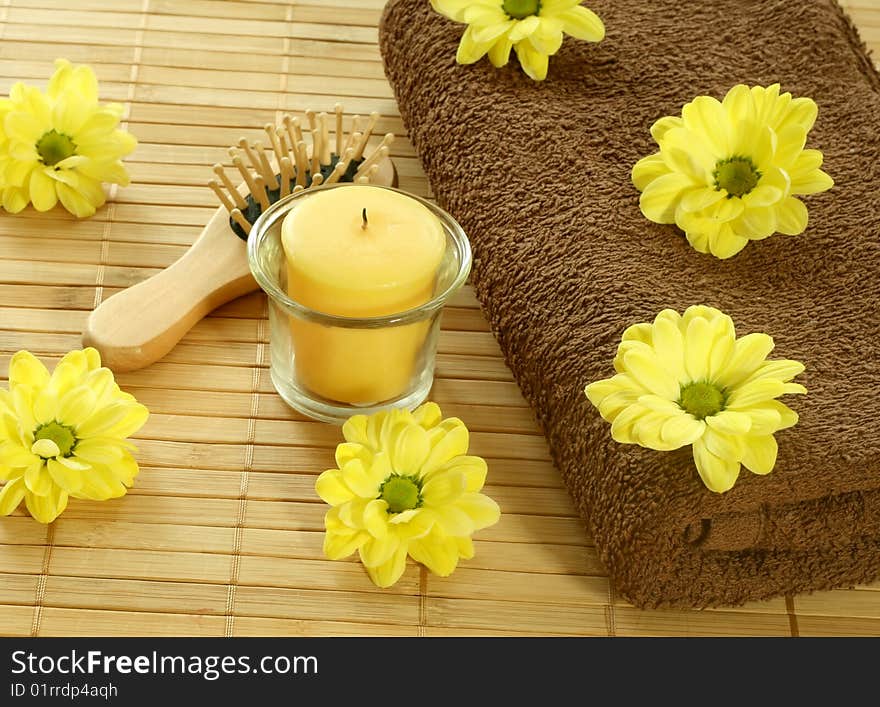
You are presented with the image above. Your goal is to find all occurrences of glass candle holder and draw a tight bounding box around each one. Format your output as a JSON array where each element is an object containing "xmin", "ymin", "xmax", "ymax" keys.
[{"xmin": 247, "ymin": 184, "xmax": 472, "ymax": 424}]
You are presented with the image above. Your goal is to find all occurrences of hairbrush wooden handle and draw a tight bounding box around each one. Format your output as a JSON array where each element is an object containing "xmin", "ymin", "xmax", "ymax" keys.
[{"xmin": 82, "ymin": 205, "xmax": 257, "ymax": 372}]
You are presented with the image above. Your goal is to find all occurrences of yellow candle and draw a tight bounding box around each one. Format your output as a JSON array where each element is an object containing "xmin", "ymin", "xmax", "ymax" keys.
[{"xmin": 281, "ymin": 185, "xmax": 446, "ymax": 404}]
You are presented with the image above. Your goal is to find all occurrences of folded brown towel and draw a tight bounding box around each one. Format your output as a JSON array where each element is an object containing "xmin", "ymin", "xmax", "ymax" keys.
[{"xmin": 380, "ymin": 0, "xmax": 880, "ymax": 607}]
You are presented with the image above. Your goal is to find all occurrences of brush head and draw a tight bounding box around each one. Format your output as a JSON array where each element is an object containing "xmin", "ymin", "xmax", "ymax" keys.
[
  {"xmin": 209, "ymin": 107, "xmax": 396, "ymax": 241},
  {"xmin": 228, "ymin": 155, "xmax": 366, "ymax": 240}
]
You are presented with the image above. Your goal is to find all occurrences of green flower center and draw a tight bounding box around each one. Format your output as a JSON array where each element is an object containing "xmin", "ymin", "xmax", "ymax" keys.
[
  {"xmin": 503, "ymin": 0, "xmax": 540, "ymax": 19},
  {"xmin": 713, "ymin": 156, "xmax": 761, "ymax": 198},
  {"xmin": 679, "ymin": 381, "xmax": 725, "ymax": 420},
  {"xmin": 379, "ymin": 475, "xmax": 422, "ymax": 514},
  {"xmin": 33, "ymin": 421, "xmax": 77, "ymax": 458},
  {"xmin": 36, "ymin": 129, "xmax": 77, "ymax": 167}
]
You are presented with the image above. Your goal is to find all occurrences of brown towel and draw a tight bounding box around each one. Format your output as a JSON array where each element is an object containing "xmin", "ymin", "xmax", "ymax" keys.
[{"xmin": 380, "ymin": 0, "xmax": 880, "ymax": 607}]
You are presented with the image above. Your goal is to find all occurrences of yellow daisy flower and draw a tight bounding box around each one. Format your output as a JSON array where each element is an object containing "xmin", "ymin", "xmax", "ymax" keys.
[
  {"xmin": 431, "ymin": 0, "xmax": 605, "ymax": 81},
  {"xmin": 315, "ymin": 403, "xmax": 501, "ymax": 588},
  {"xmin": 632, "ymin": 84, "xmax": 834, "ymax": 259},
  {"xmin": 585, "ymin": 306, "xmax": 806, "ymax": 493},
  {"xmin": 0, "ymin": 348, "xmax": 149, "ymax": 523},
  {"xmin": 1, "ymin": 58, "xmax": 136, "ymax": 217}
]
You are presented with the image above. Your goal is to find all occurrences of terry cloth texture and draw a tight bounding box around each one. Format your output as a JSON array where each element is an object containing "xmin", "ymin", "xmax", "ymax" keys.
[{"xmin": 380, "ymin": 0, "xmax": 880, "ymax": 607}]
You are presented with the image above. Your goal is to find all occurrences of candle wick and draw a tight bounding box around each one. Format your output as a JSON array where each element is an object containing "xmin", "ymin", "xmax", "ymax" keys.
[{"xmin": 361, "ymin": 207, "xmax": 368, "ymax": 230}]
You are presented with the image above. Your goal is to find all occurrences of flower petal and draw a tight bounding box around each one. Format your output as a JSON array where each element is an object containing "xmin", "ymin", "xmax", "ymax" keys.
[
  {"xmin": 775, "ymin": 197, "xmax": 808, "ymax": 235},
  {"xmin": 421, "ymin": 420, "xmax": 469, "ymax": 475},
  {"xmin": 790, "ymin": 169, "xmax": 833, "ymax": 195},
  {"xmin": 422, "ymin": 469, "xmax": 466, "ymax": 506},
  {"xmin": 71, "ymin": 462, "xmax": 122, "ymax": 501},
  {"xmin": 631, "ymin": 153, "xmax": 669, "ymax": 192},
  {"xmin": 428, "ymin": 504, "xmax": 474, "ymax": 536},
  {"xmin": 365, "ymin": 544, "xmax": 408, "ymax": 588},
  {"xmin": 735, "ymin": 205, "xmax": 778, "ymax": 240},
  {"xmin": 528, "ymin": 25, "xmax": 563, "ymax": 56},
  {"xmin": 25, "ymin": 460, "xmax": 53, "ymax": 496},
  {"xmin": 558, "ymin": 6, "xmax": 605, "ymax": 42},
  {"xmin": 639, "ymin": 172, "xmax": 695, "ymax": 223},
  {"xmin": 5, "ymin": 110, "xmax": 44, "ymax": 143},
  {"xmin": 341, "ymin": 414, "xmax": 371, "ymax": 447},
  {"xmin": 683, "ymin": 315, "xmax": 712, "ymax": 381},
  {"xmin": 438, "ymin": 455, "xmax": 488, "ymax": 492},
  {"xmin": 508, "ymin": 15, "xmax": 541, "ymax": 42},
  {"xmin": 773, "ymin": 124, "xmax": 807, "ymax": 168},
  {"xmin": 409, "ymin": 531, "xmax": 461, "ymax": 577},
  {"xmin": 740, "ymin": 404, "xmax": 783, "ymax": 435},
  {"xmin": 389, "ymin": 423, "xmax": 430, "ymax": 476},
  {"xmin": 362, "ymin": 499, "xmax": 389, "ymax": 539},
  {"xmin": 681, "ymin": 96, "xmax": 729, "ymax": 156},
  {"xmin": 776, "ymin": 96, "xmax": 818, "ymax": 134},
  {"xmin": 76, "ymin": 401, "xmax": 148, "ymax": 439},
  {"xmin": 703, "ymin": 427, "xmax": 743, "ymax": 462},
  {"xmin": 67, "ymin": 436, "xmax": 125, "ymax": 465},
  {"xmin": 412, "ymin": 402, "xmax": 442, "ymax": 430},
  {"xmin": 334, "ymin": 441, "xmax": 370, "ymax": 469},
  {"xmin": 47, "ymin": 458, "xmax": 84, "ymax": 493},
  {"xmin": 456, "ymin": 25, "xmax": 498, "ymax": 64},
  {"xmin": 29, "ymin": 168, "xmax": 59, "ymax": 212},
  {"xmin": 650, "ymin": 116, "xmax": 684, "ymax": 143},
  {"xmin": 742, "ymin": 184, "xmax": 783, "ymax": 208},
  {"xmin": 457, "ymin": 536, "xmax": 475, "ymax": 560},
  {"xmin": 659, "ymin": 414, "xmax": 706, "ymax": 447},
  {"xmin": 391, "ymin": 508, "xmax": 435, "ymax": 540},
  {"xmin": 454, "ymin": 492, "xmax": 501, "ymax": 530},
  {"xmin": 725, "ymin": 378, "xmax": 786, "ymax": 409},
  {"xmin": 430, "ymin": 0, "xmax": 498, "ymax": 22},
  {"xmin": 513, "ymin": 40, "xmax": 549, "ymax": 81},
  {"xmin": 0, "ymin": 478, "xmax": 26, "ymax": 516},
  {"xmin": 706, "ymin": 410, "xmax": 752, "ymax": 435},
  {"xmin": 56, "ymin": 181, "xmax": 99, "ymax": 218},
  {"xmin": 622, "ymin": 349, "xmax": 679, "ymax": 400},
  {"xmin": 315, "ymin": 469, "xmax": 354, "ymax": 506},
  {"xmin": 359, "ymin": 532, "xmax": 401, "ymax": 569},
  {"xmin": 692, "ymin": 438, "xmax": 740, "ymax": 493},
  {"xmin": 742, "ymin": 359, "xmax": 805, "ymax": 385},
  {"xmin": 609, "ymin": 403, "xmax": 645, "ymax": 444},
  {"xmin": 57, "ymin": 385, "xmax": 98, "ymax": 428},
  {"xmin": 680, "ymin": 186, "xmax": 726, "ymax": 213},
  {"xmin": 766, "ymin": 400, "xmax": 799, "ymax": 430},
  {"xmin": 323, "ymin": 525, "xmax": 368, "ymax": 560},
  {"xmin": 715, "ymin": 333, "xmax": 775, "ymax": 389},
  {"xmin": 2, "ymin": 186, "xmax": 30, "ymax": 214},
  {"xmin": 741, "ymin": 434, "xmax": 778, "ymax": 475},
  {"xmin": 30, "ymin": 439, "xmax": 60, "ymax": 458},
  {"xmin": 25, "ymin": 486, "xmax": 68, "ymax": 523},
  {"xmin": 470, "ymin": 17, "xmax": 514, "ymax": 43},
  {"xmin": 339, "ymin": 459, "xmax": 381, "ymax": 499},
  {"xmin": 487, "ymin": 36, "xmax": 514, "ymax": 67},
  {"xmin": 9, "ymin": 350, "xmax": 50, "ymax": 390}
]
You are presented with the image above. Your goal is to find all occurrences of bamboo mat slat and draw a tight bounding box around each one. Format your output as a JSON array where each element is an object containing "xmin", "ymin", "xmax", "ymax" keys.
[{"xmin": 0, "ymin": 0, "xmax": 878, "ymax": 637}]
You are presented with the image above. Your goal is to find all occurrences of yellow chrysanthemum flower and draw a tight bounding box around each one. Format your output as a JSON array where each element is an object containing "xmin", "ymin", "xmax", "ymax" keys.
[
  {"xmin": 431, "ymin": 0, "xmax": 605, "ymax": 81},
  {"xmin": 585, "ymin": 306, "xmax": 806, "ymax": 493},
  {"xmin": 0, "ymin": 58, "xmax": 136, "ymax": 217},
  {"xmin": 0, "ymin": 348, "xmax": 149, "ymax": 523},
  {"xmin": 315, "ymin": 403, "xmax": 501, "ymax": 588},
  {"xmin": 632, "ymin": 84, "xmax": 834, "ymax": 259}
]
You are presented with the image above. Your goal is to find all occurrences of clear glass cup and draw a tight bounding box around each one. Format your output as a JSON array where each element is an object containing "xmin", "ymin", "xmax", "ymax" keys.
[{"xmin": 247, "ymin": 183, "xmax": 472, "ymax": 424}]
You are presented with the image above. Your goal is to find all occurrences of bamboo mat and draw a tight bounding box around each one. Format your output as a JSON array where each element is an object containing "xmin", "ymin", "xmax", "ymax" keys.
[{"xmin": 0, "ymin": 0, "xmax": 878, "ymax": 638}]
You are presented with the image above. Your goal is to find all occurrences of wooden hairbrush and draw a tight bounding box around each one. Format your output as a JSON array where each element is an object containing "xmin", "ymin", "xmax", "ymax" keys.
[{"xmin": 82, "ymin": 105, "xmax": 398, "ymax": 372}]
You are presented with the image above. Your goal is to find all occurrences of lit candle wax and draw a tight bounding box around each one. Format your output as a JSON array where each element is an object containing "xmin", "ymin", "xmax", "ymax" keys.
[{"xmin": 281, "ymin": 185, "xmax": 446, "ymax": 404}]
